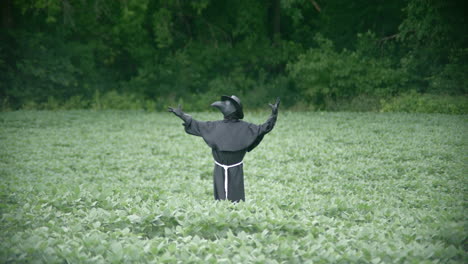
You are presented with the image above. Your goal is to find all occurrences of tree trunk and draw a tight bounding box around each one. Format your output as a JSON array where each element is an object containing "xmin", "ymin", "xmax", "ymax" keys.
[
  {"xmin": 310, "ymin": 0, "xmax": 321, "ymax": 13},
  {"xmin": 271, "ymin": 0, "xmax": 281, "ymax": 43},
  {"xmin": 1, "ymin": 0, "xmax": 14, "ymax": 28}
]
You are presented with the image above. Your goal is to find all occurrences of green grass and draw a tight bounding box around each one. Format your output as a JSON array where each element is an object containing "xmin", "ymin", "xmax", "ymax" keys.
[{"xmin": 0, "ymin": 110, "xmax": 467, "ymax": 263}]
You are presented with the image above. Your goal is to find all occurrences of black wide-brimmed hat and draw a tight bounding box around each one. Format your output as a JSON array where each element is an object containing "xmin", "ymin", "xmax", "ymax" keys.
[{"xmin": 221, "ymin": 95, "xmax": 244, "ymax": 119}]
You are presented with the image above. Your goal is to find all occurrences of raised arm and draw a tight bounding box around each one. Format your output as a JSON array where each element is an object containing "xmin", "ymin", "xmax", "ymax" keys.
[
  {"xmin": 259, "ymin": 97, "xmax": 280, "ymax": 135},
  {"xmin": 168, "ymin": 104, "xmax": 191, "ymax": 123},
  {"xmin": 246, "ymin": 98, "xmax": 280, "ymax": 152},
  {"xmin": 168, "ymin": 104, "xmax": 215, "ymax": 137}
]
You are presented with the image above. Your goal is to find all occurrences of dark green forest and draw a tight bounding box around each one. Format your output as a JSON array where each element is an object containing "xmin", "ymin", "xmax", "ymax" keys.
[{"xmin": 1, "ymin": 0, "xmax": 467, "ymax": 112}]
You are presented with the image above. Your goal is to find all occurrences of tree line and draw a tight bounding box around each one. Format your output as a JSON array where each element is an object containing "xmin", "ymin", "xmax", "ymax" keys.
[{"xmin": 0, "ymin": 0, "xmax": 466, "ymax": 111}]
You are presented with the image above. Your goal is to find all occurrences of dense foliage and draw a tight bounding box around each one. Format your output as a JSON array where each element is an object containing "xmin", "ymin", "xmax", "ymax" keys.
[
  {"xmin": 0, "ymin": 111, "xmax": 466, "ymax": 263},
  {"xmin": 0, "ymin": 0, "xmax": 467, "ymax": 110}
]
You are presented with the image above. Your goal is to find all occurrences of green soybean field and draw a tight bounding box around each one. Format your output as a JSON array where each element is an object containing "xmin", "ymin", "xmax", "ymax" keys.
[{"xmin": 0, "ymin": 111, "xmax": 466, "ymax": 263}]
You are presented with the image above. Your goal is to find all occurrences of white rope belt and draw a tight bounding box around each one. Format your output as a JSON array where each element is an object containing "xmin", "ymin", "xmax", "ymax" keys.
[{"xmin": 214, "ymin": 160, "xmax": 243, "ymax": 199}]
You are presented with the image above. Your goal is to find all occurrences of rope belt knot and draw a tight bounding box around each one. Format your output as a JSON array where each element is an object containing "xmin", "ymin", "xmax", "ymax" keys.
[{"xmin": 214, "ymin": 160, "xmax": 243, "ymax": 199}]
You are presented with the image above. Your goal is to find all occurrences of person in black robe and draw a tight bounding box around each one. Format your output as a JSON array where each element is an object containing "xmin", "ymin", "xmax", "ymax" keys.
[{"xmin": 168, "ymin": 95, "xmax": 280, "ymax": 202}]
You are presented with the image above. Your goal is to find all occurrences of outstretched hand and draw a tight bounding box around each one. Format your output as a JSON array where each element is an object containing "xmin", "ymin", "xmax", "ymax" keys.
[
  {"xmin": 268, "ymin": 97, "xmax": 280, "ymax": 115},
  {"xmin": 168, "ymin": 104, "xmax": 184, "ymax": 117}
]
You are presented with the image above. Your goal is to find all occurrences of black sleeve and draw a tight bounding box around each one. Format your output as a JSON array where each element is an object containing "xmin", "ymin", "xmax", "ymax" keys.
[
  {"xmin": 183, "ymin": 116, "xmax": 216, "ymax": 137},
  {"xmin": 246, "ymin": 112, "xmax": 278, "ymax": 152},
  {"xmin": 258, "ymin": 112, "xmax": 278, "ymax": 136}
]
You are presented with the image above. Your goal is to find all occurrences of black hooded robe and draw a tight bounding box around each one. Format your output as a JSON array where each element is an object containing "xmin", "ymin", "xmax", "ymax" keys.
[{"xmin": 183, "ymin": 114, "xmax": 277, "ymax": 202}]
